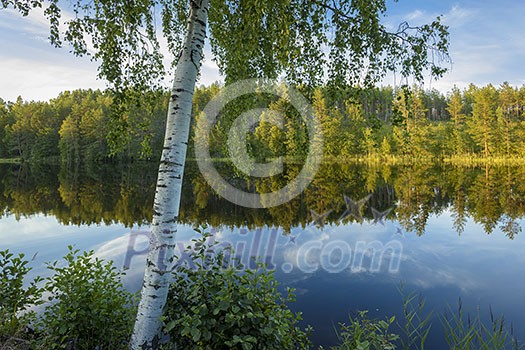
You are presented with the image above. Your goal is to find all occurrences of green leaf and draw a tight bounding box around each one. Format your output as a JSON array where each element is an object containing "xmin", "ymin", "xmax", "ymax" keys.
[{"xmin": 191, "ymin": 327, "xmax": 201, "ymax": 342}]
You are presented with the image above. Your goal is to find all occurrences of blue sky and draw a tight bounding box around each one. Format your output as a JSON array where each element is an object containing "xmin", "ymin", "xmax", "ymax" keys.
[{"xmin": 1, "ymin": 1, "xmax": 525, "ymax": 101}]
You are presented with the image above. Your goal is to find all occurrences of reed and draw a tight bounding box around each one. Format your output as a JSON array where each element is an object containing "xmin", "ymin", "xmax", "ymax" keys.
[{"xmin": 442, "ymin": 298, "xmax": 523, "ymax": 350}]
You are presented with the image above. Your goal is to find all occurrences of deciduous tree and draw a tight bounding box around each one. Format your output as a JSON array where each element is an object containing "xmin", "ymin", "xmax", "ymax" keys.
[{"xmin": 2, "ymin": 0, "xmax": 450, "ymax": 347}]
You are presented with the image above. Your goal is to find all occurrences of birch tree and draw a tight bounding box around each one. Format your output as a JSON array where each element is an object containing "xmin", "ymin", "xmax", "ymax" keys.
[{"xmin": 1, "ymin": 0, "xmax": 450, "ymax": 348}]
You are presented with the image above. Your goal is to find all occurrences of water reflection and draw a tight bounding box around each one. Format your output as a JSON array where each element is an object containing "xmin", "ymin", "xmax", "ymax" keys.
[
  {"xmin": 1, "ymin": 161, "xmax": 525, "ymax": 347},
  {"xmin": 1, "ymin": 162, "xmax": 524, "ymax": 238},
  {"xmin": 0, "ymin": 162, "xmax": 156, "ymax": 226}
]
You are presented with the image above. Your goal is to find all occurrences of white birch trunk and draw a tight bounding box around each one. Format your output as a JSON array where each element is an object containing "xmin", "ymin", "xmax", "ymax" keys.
[{"xmin": 130, "ymin": 0, "xmax": 210, "ymax": 348}]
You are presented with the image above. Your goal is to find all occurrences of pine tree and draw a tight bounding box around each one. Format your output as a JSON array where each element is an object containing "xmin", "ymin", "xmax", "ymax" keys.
[
  {"xmin": 447, "ymin": 86, "xmax": 466, "ymax": 155},
  {"xmin": 343, "ymin": 99, "xmax": 367, "ymax": 157},
  {"xmin": 410, "ymin": 85, "xmax": 429, "ymax": 157},
  {"xmin": 380, "ymin": 135, "xmax": 392, "ymax": 157},
  {"xmin": 496, "ymin": 83, "xmax": 519, "ymax": 157},
  {"xmin": 0, "ymin": 99, "xmax": 12, "ymax": 158},
  {"xmin": 468, "ymin": 85, "xmax": 499, "ymax": 158},
  {"xmin": 312, "ymin": 89, "xmax": 341, "ymax": 158}
]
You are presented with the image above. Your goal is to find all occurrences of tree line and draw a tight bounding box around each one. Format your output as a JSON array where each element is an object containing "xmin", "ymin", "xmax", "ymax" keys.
[
  {"xmin": 0, "ymin": 89, "xmax": 168, "ymax": 163},
  {"xmin": 239, "ymin": 82, "xmax": 525, "ymax": 162},
  {"xmin": 1, "ymin": 82, "xmax": 525, "ymax": 163}
]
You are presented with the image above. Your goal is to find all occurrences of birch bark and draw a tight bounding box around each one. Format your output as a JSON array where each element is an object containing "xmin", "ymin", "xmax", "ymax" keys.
[{"xmin": 130, "ymin": 0, "xmax": 210, "ymax": 348}]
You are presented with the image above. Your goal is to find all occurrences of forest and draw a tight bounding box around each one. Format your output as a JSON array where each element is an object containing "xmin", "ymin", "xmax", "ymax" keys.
[{"xmin": 1, "ymin": 82, "xmax": 525, "ymax": 164}]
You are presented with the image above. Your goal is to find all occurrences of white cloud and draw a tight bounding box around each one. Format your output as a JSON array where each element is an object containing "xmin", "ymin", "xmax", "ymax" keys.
[
  {"xmin": 380, "ymin": 3, "xmax": 525, "ymax": 93},
  {"xmin": 430, "ymin": 2, "xmax": 525, "ymax": 92},
  {"xmin": 0, "ymin": 215, "xmax": 62, "ymax": 242},
  {"xmin": 430, "ymin": 44, "xmax": 506, "ymax": 92},
  {"xmin": 398, "ymin": 5, "xmax": 476, "ymax": 28},
  {"xmin": 0, "ymin": 8, "xmax": 50, "ymax": 35},
  {"xmin": 443, "ymin": 5, "xmax": 476, "ymax": 28},
  {"xmin": 406, "ymin": 9, "xmax": 425, "ymax": 22},
  {"xmin": 0, "ymin": 56, "xmax": 105, "ymax": 101},
  {"xmin": 0, "ymin": 7, "xmax": 104, "ymax": 101},
  {"xmin": 0, "ymin": 7, "xmax": 223, "ymax": 101}
]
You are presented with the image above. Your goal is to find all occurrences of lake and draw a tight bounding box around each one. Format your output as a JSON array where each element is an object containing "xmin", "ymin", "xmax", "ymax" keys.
[{"xmin": 1, "ymin": 161, "xmax": 525, "ymax": 348}]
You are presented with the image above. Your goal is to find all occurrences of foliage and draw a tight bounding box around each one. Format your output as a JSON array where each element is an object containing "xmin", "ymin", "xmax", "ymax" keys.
[
  {"xmin": 1, "ymin": 0, "xmax": 450, "ymax": 158},
  {"xmin": 398, "ymin": 289, "xmax": 432, "ymax": 350},
  {"xmin": 162, "ymin": 230, "xmax": 311, "ymax": 350},
  {"xmin": 322, "ymin": 293, "xmax": 524, "ymax": 350},
  {"xmin": 0, "ymin": 250, "xmax": 43, "ymax": 341},
  {"xmin": 2, "ymin": 0, "xmax": 449, "ymax": 87},
  {"xmin": 2, "ymin": 82, "xmax": 525, "ymax": 163},
  {"xmin": 36, "ymin": 246, "xmax": 137, "ymax": 349},
  {"xmin": 467, "ymin": 85, "xmax": 499, "ymax": 158},
  {"xmin": 325, "ymin": 311, "xmax": 398, "ymax": 350},
  {"xmin": 0, "ymin": 89, "xmax": 168, "ymax": 161},
  {"xmin": 442, "ymin": 299, "xmax": 523, "ymax": 350}
]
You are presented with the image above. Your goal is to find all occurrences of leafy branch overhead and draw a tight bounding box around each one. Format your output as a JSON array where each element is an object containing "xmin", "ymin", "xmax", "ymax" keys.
[
  {"xmin": 1, "ymin": 0, "xmax": 449, "ymax": 90},
  {"xmin": 304, "ymin": 0, "xmax": 450, "ymax": 86}
]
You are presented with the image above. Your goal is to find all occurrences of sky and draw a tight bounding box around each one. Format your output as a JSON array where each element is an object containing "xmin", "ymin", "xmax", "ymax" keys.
[{"xmin": 1, "ymin": 0, "xmax": 525, "ymax": 102}]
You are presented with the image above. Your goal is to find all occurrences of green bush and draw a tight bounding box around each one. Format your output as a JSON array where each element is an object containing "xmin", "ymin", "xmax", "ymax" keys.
[
  {"xmin": 0, "ymin": 249, "xmax": 43, "ymax": 342},
  {"xmin": 37, "ymin": 246, "xmax": 137, "ymax": 349},
  {"xmin": 162, "ymin": 230, "xmax": 311, "ymax": 350},
  {"xmin": 325, "ymin": 311, "xmax": 398, "ymax": 350}
]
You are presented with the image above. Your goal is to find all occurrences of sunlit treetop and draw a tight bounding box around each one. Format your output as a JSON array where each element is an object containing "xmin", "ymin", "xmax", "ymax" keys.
[{"xmin": 1, "ymin": 0, "xmax": 450, "ymax": 91}]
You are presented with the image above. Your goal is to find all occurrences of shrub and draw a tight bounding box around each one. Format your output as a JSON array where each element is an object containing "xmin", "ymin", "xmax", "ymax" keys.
[
  {"xmin": 37, "ymin": 246, "xmax": 137, "ymax": 349},
  {"xmin": 326, "ymin": 311, "xmax": 398, "ymax": 350},
  {"xmin": 162, "ymin": 230, "xmax": 311, "ymax": 350},
  {"xmin": 0, "ymin": 249, "xmax": 43, "ymax": 343}
]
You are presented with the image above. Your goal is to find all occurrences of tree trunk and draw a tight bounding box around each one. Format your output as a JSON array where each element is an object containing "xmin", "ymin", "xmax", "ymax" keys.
[
  {"xmin": 484, "ymin": 118, "xmax": 488, "ymax": 158},
  {"xmin": 130, "ymin": 0, "xmax": 210, "ymax": 348}
]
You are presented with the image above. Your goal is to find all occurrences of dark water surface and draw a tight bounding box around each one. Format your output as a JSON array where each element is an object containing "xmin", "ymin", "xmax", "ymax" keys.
[{"xmin": 1, "ymin": 161, "xmax": 525, "ymax": 348}]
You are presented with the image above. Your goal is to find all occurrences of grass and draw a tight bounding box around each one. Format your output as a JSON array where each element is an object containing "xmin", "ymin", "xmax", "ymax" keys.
[
  {"xmin": 234, "ymin": 154, "xmax": 525, "ymax": 167},
  {"xmin": 323, "ymin": 293, "xmax": 523, "ymax": 350},
  {"xmin": 444, "ymin": 154, "xmax": 525, "ymax": 167},
  {"xmin": 326, "ymin": 154, "xmax": 525, "ymax": 166},
  {"xmin": 442, "ymin": 298, "xmax": 523, "ymax": 350}
]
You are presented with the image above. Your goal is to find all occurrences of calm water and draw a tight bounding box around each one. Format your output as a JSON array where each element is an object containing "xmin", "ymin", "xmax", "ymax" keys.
[{"xmin": 1, "ymin": 161, "xmax": 525, "ymax": 348}]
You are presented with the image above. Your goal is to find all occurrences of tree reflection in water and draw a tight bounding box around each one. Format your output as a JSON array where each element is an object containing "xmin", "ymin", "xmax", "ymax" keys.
[{"xmin": 0, "ymin": 161, "xmax": 523, "ymax": 238}]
